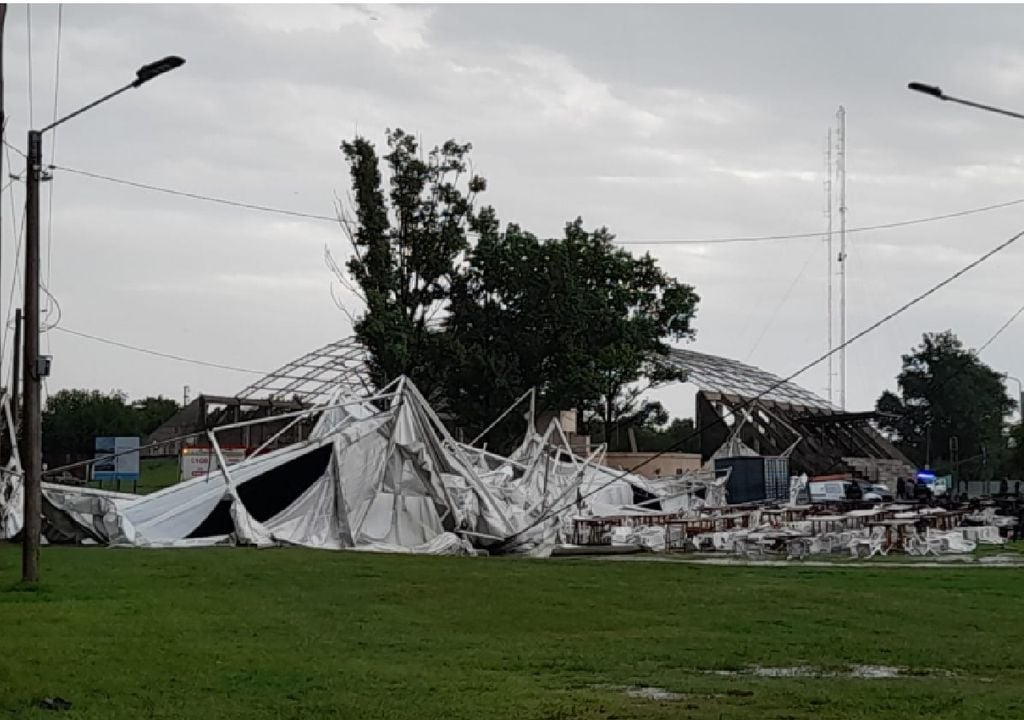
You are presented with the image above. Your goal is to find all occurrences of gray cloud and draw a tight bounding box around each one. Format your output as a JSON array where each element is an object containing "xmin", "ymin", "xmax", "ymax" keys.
[{"xmin": 1, "ymin": 4, "xmax": 1021, "ymax": 419}]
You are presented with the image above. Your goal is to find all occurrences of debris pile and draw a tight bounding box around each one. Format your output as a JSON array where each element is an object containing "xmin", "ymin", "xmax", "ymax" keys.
[{"xmin": 0, "ymin": 377, "xmax": 1018, "ymax": 559}]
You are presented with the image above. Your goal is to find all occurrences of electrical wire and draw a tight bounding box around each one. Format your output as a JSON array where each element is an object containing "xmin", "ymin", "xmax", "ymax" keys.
[
  {"xmin": 50, "ymin": 325, "xmax": 269, "ymax": 375},
  {"xmin": 1, "ymin": 150, "xmax": 25, "ymax": 367},
  {"xmin": 0, "ymin": 119, "xmax": 5, "ymax": 371},
  {"xmin": 50, "ymin": 163, "xmax": 340, "ymax": 223},
  {"xmin": 504, "ymin": 225, "xmax": 1024, "ymax": 541},
  {"xmin": 743, "ymin": 238, "xmax": 819, "ymax": 362},
  {"xmin": 614, "ymin": 197, "xmax": 1024, "ymax": 245},
  {"xmin": 814, "ymin": 301, "xmax": 1024, "ymax": 479},
  {"xmin": 3, "ymin": 138, "xmax": 25, "ymax": 158},
  {"xmin": 44, "ymin": 4, "xmax": 63, "ymax": 348},
  {"xmin": 25, "ymin": 5, "xmax": 34, "ymax": 128},
  {"xmin": 42, "ymin": 161, "xmax": 1024, "ymax": 247},
  {"xmin": 39, "ymin": 282, "xmax": 61, "ymax": 331},
  {"xmin": 977, "ymin": 301, "xmax": 1024, "ymax": 355}
]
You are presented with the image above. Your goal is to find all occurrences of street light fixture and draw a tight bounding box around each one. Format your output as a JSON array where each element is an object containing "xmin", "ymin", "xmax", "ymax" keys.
[
  {"xmin": 907, "ymin": 81, "xmax": 1024, "ymax": 122},
  {"xmin": 1008, "ymin": 375, "xmax": 1023, "ymax": 423},
  {"xmin": 20, "ymin": 56, "xmax": 185, "ymax": 583}
]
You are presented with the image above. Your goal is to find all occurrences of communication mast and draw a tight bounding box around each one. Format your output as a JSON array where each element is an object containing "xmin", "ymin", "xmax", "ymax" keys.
[
  {"xmin": 824, "ymin": 129, "xmax": 833, "ymax": 405},
  {"xmin": 836, "ymin": 106, "xmax": 848, "ymax": 410}
]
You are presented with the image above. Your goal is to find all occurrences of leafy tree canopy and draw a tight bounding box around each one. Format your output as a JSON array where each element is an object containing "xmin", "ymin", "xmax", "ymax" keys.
[
  {"xmin": 341, "ymin": 129, "xmax": 484, "ymax": 403},
  {"xmin": 42, "ymin": 389, "xmax": 180, "ymax": 466},
  {"xmin": 340, "ymin": 133, "xmax": 699, "ymax": 453},
  {"xmin": 875, "ymin": 331, "xmax": 1016, "ymax": 480},
  {"xmin": 444, "ymin": 210, "xmax": 698, "ymax": 447}
]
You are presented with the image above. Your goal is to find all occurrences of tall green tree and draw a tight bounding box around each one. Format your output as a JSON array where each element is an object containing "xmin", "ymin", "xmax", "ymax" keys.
[
  {"xmin": 590, "ymin": 412, "xmax": 701, "ymax": 454},
  {"xmin": 876, "ymin": 331, "xmax": 1016, "ymax": 480},
  {"xmin": 341, "ymin": 130, "xmax": 485, "ymax": 402},
  {"xmin": 133, "ymin": 396, "xmax": 181, "ymax": 437},
  {"xmin": 42, "ymin": 389, "xmax": 138, "ymax": 466},
  {"xmin": 340, "ymin": 132, "xmax": 700, "ymax": 450},
  {"xmin": 446, "ymin": 211, "xmax": 699, "ymax": 447}
]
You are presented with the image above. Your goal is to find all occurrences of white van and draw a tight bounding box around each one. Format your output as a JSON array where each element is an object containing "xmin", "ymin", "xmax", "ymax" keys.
[
  {"xmin": 809, "ymin": 480, "xmax": 848, "ymax": 503},
  {"xmin": 809, "ymin": 480, "xmax": 888, "ymax": 504}
]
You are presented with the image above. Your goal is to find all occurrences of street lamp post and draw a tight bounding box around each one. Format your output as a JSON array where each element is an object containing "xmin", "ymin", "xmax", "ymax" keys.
[
  {"xmin": 908, "ymin": 82, "xmax": 1024, "ymax": 121},
  {"xmin": 908, "ymin": 81, "xmax": 1024, "ymax": 473},
  {"xmin": 20, "ymin": 56, "xmax": 184, "ymax": 583}
]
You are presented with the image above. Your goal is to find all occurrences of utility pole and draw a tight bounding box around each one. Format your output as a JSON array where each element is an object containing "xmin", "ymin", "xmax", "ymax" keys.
[
  {"xmin": 22, "ymin": 130, "xmax": 41, "ymax": 582},
  {"xmin": 17, "ymin": 54, "xmax": 185, "ymax": 583}
]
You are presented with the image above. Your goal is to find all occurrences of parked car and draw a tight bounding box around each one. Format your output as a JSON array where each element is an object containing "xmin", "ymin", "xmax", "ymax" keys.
[{"xmin": 866, "ymin": 483, "xmax": 894, "ymax": 502}]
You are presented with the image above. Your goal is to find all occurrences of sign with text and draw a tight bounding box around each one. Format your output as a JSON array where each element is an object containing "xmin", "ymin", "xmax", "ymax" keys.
[
  {"xmin": 179, "ymin": 446, "xmax": 248, "ymax": 482},
  {"xmin": 93, "ymin": 437, "xmax": 140, "ymax": 482}
]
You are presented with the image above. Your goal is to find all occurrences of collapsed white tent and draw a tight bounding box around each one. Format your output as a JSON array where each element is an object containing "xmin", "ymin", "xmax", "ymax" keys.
[
  {"xmin": 0, "ymin": 377, "xmax": 727, "ymax": 556},
  {"xmin": 35, "ymin": 379, "xmax": 521, "ymax": 553}
]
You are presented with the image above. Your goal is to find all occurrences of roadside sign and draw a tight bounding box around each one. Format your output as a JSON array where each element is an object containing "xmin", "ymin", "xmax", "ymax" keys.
[
  {"xmin": 93, "ymin": 437, "xmax": 140, "ymax": 484},
  {"xmin": 179, "ymin": 446, "xmax": 247, "ymax": 481}
]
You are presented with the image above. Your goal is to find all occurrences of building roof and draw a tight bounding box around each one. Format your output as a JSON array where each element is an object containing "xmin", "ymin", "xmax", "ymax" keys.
[
  {"xmin": 666, "ymin": 348, "xmax": 837, "ymax": 412},
  {"xmin": 235, "ymin": 337, "xmax": 371, "ymax": 405}
]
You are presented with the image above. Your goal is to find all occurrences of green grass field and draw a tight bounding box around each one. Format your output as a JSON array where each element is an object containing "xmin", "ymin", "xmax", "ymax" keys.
[
  {"xmin": 1, "ymin": 547, "xmax": 1022, "ymax": 719},
  {"xmin": 136, "ymin": 457, "xmax": 180, "ymax": 494},
  {"xmin": 89, "ymin": 458, "xmax": 180, "ymax": 495}
]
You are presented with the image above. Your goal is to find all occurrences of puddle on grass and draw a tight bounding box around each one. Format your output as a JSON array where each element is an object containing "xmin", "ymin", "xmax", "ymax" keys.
[
  {"xmin": 849, "ymin": 665, "xmax": 902, "ymax": 679},
  {"xmin": 590, "ymin": 684, "xmax": 689, "ymax": 702},
  {"xmin": 596, "ymin": 664, "xmax": 944, "ymax": 704},
  {"xmin": 711, "ymin": 665, "xmax": 915, "ymax": 679},
  {"xmin": 625, "ymin": 686, "xmax": 687, "ymax": 701}
]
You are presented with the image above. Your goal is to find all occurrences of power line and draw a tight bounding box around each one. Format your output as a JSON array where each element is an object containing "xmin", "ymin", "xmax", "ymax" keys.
[
  {"xmin": 977, "ymin": 301, "xmax": 1024, "ymax": 355},
  {"xmin": 1, "ymin": 141, "xmax": 25, "ymax": 368},
  {"xmin": 50, "ymin": 326, "xmax": 269, "ymax": 375},
  {"xmin": 3, "ymin": 138, "xmax": 24, "ymax": 158},
  {"xmin": 815, "ymin": 300, "xmax": 1024, "ymax": 480},
  {"xmin": 25, "ymin": 5, "xmax": 33, "ymax": 127},
  {"xmin": 45, "ymin": 4, "xmax": 63, "ymax": 326},
  {"xmin": 40, "ymin": 161, "xmax": 1024, "ymax": 247},
  {"xmin": 614, "ymin": 197, "xmax": 1024, "ymax": 245},
  {"xmin": 743, "ymin": 238, "xmax": 818, "ymax": 362},
  {"xmin": 51, "ymin": 164, "xmax": 341, "ymax": 223},
  {"xmin": 506, "ymin": 224, "xmax": 1024, "ymax": 541},
  {"xmin": 43, "ymin": 5, "xmax": 64, "ymax": 360}
]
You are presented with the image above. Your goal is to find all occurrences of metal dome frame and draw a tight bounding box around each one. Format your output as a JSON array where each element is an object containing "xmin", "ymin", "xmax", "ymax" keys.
[{"xmin": 236, "ymin": 337, "xmax": 372, "ymax": 405}]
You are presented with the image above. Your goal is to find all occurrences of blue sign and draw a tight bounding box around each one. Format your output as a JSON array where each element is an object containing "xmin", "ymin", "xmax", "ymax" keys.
[
  {"xmin": 93, "ymin": 436, "xmax": 140, "ymax": 482},
  {"xmin": 916, "ymin": 470, "xmax": 937, "ymax": 484}
]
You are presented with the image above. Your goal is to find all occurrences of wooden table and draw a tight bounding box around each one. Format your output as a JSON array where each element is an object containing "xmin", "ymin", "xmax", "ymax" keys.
[
  {"xmin": 867, "ymin": 519, "xmax": 917, "ymax": 553},
  {"xmin": 806, "ymin": 515, "xmax": 850, "ymax": 535},
  {"xmin": 926, "ymin": 509, "xmax": 966, "ymax": 531},
  {"xmin": 571, "ymin": 518, "xmax": 617, "ymax": 545}
]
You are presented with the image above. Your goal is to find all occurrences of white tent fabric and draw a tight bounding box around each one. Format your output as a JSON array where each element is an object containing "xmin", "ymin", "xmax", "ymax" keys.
[
  {"xmin": 0, "ymin": 376, "xmax": 735, "ymax": 556},
  {"xmin": 4, "ymin": 380, "xmax": 528, "ymax": 553},
  {"xmin": 0, "ymin": 467, "xmax": 24, "ymax": 539}
]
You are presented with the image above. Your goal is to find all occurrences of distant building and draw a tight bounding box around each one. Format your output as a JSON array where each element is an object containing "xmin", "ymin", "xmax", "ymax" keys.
[
  {"xmin": 143, "ymin": 395, "xmax": 310, "ymax": 458},
  {"xmin": 603, "ymin": 451, "xmax": 702, "ymax": 480}
]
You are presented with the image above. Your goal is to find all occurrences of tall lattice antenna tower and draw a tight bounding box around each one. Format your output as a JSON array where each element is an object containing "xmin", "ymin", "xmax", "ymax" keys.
[
  {"xmin": 825, "ymin": 128, "xmax": 834, "ymax": 404},
  {"xmin": 836, "ymin": 105, "xmax": 848, "ymax": 410}
]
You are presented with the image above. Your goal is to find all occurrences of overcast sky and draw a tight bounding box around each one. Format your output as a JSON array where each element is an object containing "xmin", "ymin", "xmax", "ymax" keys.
[{"xmin": 2, "ymin": 3, "xmax": 1023, "ymax": 419}]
